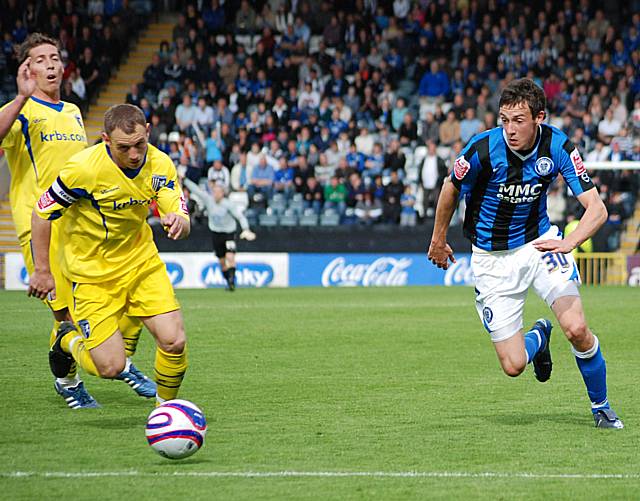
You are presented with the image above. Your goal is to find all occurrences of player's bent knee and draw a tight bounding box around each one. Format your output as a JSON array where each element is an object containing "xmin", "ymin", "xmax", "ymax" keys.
[
  {"xmin": 563, "ymin": 321, "xmax": 589, "ymax": 344},
  {"xmin": 499, "ymin": 353, "xmax": 527, "ymax": 377},
  {"xmin": 159, "ymin": 332, "xmax": 186, "ymax": 354},
  {"xmin": 97, "ymin": 360, "xmax": 126, "ymax": 379},
  {"xmin": 502, "ymin": 362, "xmax": 526, "ymax": 377}
]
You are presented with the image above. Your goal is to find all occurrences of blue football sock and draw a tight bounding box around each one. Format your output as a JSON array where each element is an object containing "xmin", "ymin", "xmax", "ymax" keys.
[
  {"xmin": 573, "ymin": 336, "xmax": 608, "ymax": 413},
  {"xmin": 524, "ymin": 327, "xmax": 544, "ymax": 364}
]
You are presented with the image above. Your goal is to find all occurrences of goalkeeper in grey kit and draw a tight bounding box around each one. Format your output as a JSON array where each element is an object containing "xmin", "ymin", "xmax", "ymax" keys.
[{"xmin": 183, "ymin": 179, "xmax": 256, "ymax": 291}]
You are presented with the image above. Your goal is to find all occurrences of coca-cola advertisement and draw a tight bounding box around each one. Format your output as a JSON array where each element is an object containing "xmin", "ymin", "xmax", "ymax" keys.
[
  {"xmin": 6, "ymin": 251, "xmax": 479, "ymax": 289},
  {"xmin": 289, "ymin": 253, "xmax": 476, "ymax": 287},
  {"xmin": 321, "ymin": 256, "xmax": 412, "ymax": 287}
]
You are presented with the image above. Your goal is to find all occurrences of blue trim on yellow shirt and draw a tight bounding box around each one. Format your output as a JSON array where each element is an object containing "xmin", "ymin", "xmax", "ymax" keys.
[
  {"xmin": 87, "ymin": 193, "xmax": 109, "ymax": 240},
  {"xmin": 17, "ymin": 114, "xmax": 38, "ymax": 181},
  {"xmin": 30, "ymin": 96, "xmax": 64, "ymax": 112}
]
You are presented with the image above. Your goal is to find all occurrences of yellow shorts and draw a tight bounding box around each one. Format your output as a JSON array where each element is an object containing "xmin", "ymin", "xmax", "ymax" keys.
[
  {"xmin": 71, "ymin": 255, "xmax": 180, "ymax": 350},
  {"xmin": 22, "ymin": 223, "xmax": 72, "ymax": 312}
]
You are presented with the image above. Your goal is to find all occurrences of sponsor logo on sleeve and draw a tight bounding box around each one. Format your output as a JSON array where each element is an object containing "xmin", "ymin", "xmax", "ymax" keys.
[
  {"xmin": 179, "ymin": 195, "xmax": 189, "ymax": 215},
  {"xmin": 453, "ymin": 156, "xmax": 470, "ymax": 180},
  {"xmin": 570, "ymin": 148, "xmax": 586, "ymax": 176},
  {"xmin": 37, "ymin": 190, "xmax": 56, "ymax": 210}
]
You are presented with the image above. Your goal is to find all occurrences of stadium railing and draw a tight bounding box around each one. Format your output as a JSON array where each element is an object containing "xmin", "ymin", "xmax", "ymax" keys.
[{"xmin": 574, "ymin": 252, "xmax": 628, "ymax": 285}]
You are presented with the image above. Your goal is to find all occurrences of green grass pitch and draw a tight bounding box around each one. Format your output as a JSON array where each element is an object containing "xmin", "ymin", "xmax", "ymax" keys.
[{"xmin": 1, "ymin": 286, "xmax": 639, "ymax": 500}]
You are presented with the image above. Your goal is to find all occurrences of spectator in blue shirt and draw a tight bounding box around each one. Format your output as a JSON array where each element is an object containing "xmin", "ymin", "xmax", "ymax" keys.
[
  {"xmin": 418, "ymin": 61, "xmax": 450, "ymax": 102},
  {"xmin": 346, "ymin": 143, "xmax": 365, "ymax": 172},
  {"xmin": 314, "ymin": 126, "xmax": 332, "ymax": 152},
  {"xmin": 293, "ymin": 16, "xmax": 310, "ymax": 46},
  {"xmin": 104, "ymin": 0, "xmax": 124, "ymax": 17},
  {"xmin": 328, "ymin": 109, "xmax": 347, "ymax": 138},
  {"xmin": 400, "ymin": 185, "xmax": 417, "ymax": 226},
  {"xmin": 248, "ymin": 155, "xmax": 275, "ymax": 201},
  {"xmin": 391, "ymin": 97, "xmax": 409, "ymax": 132},
  {"xmin": 459, "ymin": 107, "xmax": 482, "ymax": 144},
  {"xmin": 235, "ymin": 67, "xmax": 253, "ymax": 100},
  {"xmin": 203, "ymin": 0, "xmax": 225, "ymax": 31},
  {"xmin": 252, "ymin": 69, "xmax": 272, "ymax": 101},
  {"xmin": 363, "ymin": 143, "xmax": 385, "ymax": 180},
  {"xmin": 325, "ymin": 64, "xmax": 348, "ymax": 98},
  {"xmin": 205, "ymin": 128, "xmax": 225, "ymax": 167},
  {"xmin": 274, "ymin": 157, "xmax": 295, "ymax": 199}
]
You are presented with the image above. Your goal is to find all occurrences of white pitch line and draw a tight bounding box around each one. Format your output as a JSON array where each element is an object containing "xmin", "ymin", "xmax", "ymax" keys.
[{"xmin": 3, "ymin": 471, "xmax": 640, "ymax": 480}]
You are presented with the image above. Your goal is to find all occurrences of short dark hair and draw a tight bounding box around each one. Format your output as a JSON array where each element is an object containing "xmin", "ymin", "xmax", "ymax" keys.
[
  {"xmin": 104, "ymin": 104, "xmax": 147, "ymax": 134},
  {"xmin": 16, "ymin": 33, "xmax": 61, "ymax": 64},
  {"xmin": 499, "ymin": 78, "xmax": 546, "ymax": 118}
]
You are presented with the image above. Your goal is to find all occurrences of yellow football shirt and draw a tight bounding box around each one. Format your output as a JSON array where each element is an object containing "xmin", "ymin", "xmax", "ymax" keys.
[
  {"xmin": 0, "ymin": 96, "xmax": 87, "ymax": 245},
  {"xmin": 35, "ymin": 142, "xmax": 189, "ymax": 283}
]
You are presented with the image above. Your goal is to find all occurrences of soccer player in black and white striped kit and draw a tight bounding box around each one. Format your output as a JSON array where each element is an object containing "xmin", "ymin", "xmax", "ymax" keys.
[{"xmin": 183, "ymin": 178, "xmax": 255, "ymax": 290}]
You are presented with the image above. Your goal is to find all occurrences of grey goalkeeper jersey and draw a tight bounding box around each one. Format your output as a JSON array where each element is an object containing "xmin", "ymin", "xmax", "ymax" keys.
[{"xmin": 183, "ymin": 178, "xmax": 249, "ymax": 234}]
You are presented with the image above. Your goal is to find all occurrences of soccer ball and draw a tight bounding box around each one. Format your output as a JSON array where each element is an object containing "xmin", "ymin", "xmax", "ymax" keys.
[{"xmin": 145, "ymin": 399, "xmax": 207, "ymax": 459}]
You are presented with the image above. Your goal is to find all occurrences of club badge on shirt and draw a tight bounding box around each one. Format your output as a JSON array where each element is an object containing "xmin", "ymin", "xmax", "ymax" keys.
[{"xmin": 152, "ymin": 175, "xmax": 167, "ymax": 191}]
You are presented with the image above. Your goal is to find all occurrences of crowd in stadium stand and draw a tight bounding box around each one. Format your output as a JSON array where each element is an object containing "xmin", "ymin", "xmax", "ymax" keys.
[
  {"xmin": 3, "ymin": 0, "xmax": 640, "ymax": 250},
  {"xmin": 0, "ymin": 0, "xmax": 152, "ymax": 112}
]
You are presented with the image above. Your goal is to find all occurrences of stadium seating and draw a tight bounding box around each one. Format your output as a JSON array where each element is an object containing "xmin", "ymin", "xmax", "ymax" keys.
[
  {"xmin": 299, "ymin": 208, "xmax": 320, "ymax": 226},
  {"xmin": 279, "ymin": 208, "xmax": 299, "ymax": 227},
  {"xmin": 258, "ymin": 212, "xmax": 278, "ymax": 227},
  {"xmin": 320, "ymin": 208, "xmax": 341, "ymax": 227}
]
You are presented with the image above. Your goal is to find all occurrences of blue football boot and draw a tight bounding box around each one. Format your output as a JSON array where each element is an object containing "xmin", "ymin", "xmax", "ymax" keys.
[
  {"xmin": 54, "ymin": 380, "xmax": 100, "ymax": 409},
  {"xmin": 116, "ymin": 361, "xmax": 157, "ymax": 398}
]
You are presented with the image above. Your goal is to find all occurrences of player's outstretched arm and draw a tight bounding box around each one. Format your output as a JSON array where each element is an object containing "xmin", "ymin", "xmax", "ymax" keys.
[
  {"xmin": 0, "ymin": 58, "xmax": 36, "ymax": 142},
  {"xmin": 162, "ymin": 212, "xmax": 191, "ymax": 240},
  {"xmin": 182, "ymin": 177, "xmax": 206, "ymax": 200},
  {"xmin": 228, "ymin": 201, "xmax": 254, "ymax": 240},
  {"xmin": 27, "ymin": 209, "xmax": 55, "ymax": 300},
  {"xmin": 533, "ymin": 188, "xmax": 607, "ymax": 254},
  {"xmin": 427, "ymin": 177, "xmax": 458, "ymax": 270}
]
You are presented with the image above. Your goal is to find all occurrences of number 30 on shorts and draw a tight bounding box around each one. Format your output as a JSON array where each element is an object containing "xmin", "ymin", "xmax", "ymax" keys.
[{"xmin": 541, "ymin": 251, "xmax": 570, "ymax": 273}]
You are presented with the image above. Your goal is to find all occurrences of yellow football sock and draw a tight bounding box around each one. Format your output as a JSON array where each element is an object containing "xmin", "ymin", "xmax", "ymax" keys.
[
  {"xmin": 63, "ymin": 333, "xmax": 100, "ymax": 377},
  {"xmin": 119, "ymin": 315, "xmax": 143, "ymax": 358},
  {"xmin": 49, "ymin": 320, "xmax": 60, "ymax": 347},
  {"xmin": 154, "ymin": 345, "xmax": 188, "ymax": 402},
  {"xmin": 51, "ymin": 320, "xmax": 78, "ymax": 378}
]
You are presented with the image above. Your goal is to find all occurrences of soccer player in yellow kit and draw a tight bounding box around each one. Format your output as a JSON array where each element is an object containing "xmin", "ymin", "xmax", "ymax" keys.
[
  {"xmin": 29, "ymin": 104, "xmax": 190, "ymax": 406},
  {"xmin": 0, "ymin": 34, "xmax": 153, "ymax": 408}
]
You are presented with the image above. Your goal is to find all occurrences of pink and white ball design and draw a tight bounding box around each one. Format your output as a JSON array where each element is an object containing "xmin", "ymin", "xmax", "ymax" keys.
[{"xmin": 145, "ymin": 399, "xmax": 207, "ymax": 459}]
